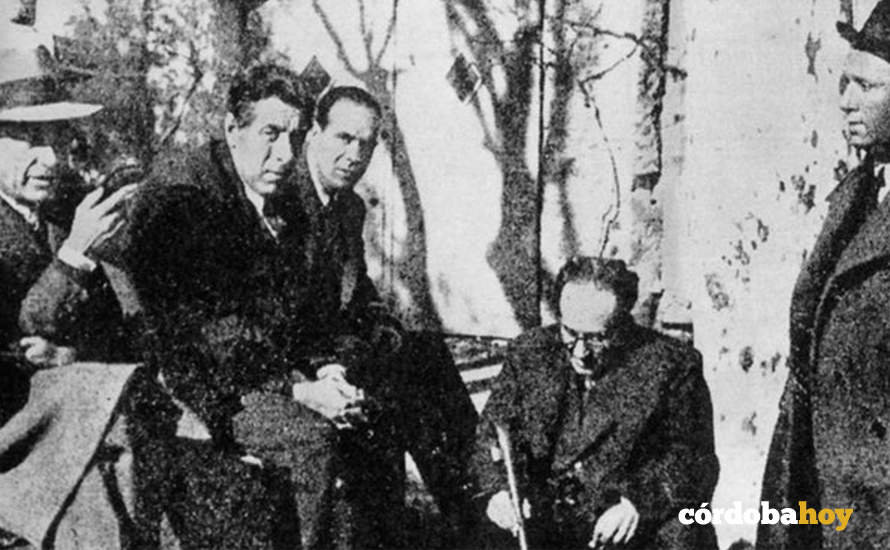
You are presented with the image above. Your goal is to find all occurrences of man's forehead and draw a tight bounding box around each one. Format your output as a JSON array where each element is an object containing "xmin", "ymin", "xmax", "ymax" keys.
[
  {"xmin": 248, "ymin": 96, "xmax": 305, "ymax": 127},
  {"xmin": 559, "ymin": 282, "xmax": 616, "ymax": 332},
  {"xmin": 326, "ymin": 99, "xmax": 380, "ymax": 129},
  {"xmin": 843, "ymin": 48, "xmax": 890, "ymax": 80}
]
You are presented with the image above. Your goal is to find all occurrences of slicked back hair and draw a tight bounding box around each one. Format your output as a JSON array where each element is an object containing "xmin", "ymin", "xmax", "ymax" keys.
[
  {"xmin": 315, "ymin": 86, "xmax": 382, "ymax": 129},
  {"xmin": 227, "ymin": 63, "xmax": 315, "ymax": 130},
  {"xmin": 553, "ymin": 257, "xmax": 639, "ymax": 317}
]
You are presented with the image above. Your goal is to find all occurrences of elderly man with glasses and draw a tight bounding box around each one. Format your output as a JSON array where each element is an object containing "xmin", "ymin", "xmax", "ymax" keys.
[{"xmin": 471, "ymin": 257, "xmax": 719, "ymax": 550}]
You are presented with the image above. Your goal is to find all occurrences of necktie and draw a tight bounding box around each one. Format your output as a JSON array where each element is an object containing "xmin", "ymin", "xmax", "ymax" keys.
[{"xmin": 262, "ymin": 199, "xmax": 287, "ymax": 238}]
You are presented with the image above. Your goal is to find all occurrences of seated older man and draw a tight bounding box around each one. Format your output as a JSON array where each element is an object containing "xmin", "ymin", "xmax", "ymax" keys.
[
  {"xmin": 472, "ymin": 257, "xmax": 719, "ymax": 550},
  {"xmin": 0, "ymin": 26, "xmax": 174, "ymax": 549}
]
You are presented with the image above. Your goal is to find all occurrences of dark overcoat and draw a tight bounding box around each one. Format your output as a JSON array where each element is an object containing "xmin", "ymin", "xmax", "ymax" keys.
[
  {"xmin": 759, "ymin": 164, "xmax": 890, "ymax": 549},
  {"xmin": 291, "ymin": 157, "xmax": 383, "ymax": 340},
  {"xmin": 128, "ymin": 140, "xmax": 336, "ymax": 549},
  {"xmin": 472, "ymin": 320, "xmax": 719, "ymax": 550},
  {"xmin": 127, "ymin": 139, "xmax": 313, "ymax": 441}
]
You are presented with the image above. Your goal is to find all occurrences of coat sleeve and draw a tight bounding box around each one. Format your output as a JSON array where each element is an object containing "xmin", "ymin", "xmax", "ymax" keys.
[
  {"xmin": 0, "ymin": 256, "xmax": 22, "ymax": 347},
  {"xmin": 612, "ymin": 347, "xmax": 719, "ymax": 536},
  {"xmin": 19, "ymin": 258, "xmax": 94, "ymax": 334},
  {"xmin": 17, "ymin": 252, "xmax": 131, "ymax": 362}
]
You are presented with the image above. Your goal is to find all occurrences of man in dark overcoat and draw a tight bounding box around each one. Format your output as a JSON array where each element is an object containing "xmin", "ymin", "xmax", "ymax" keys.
[
  {"xmin": 0, "ymin": 27, "xmax": 173, "ymax": 549},
  {"xmin": 759, "ymin": 2, "xmax": 890, "ymax": 548},
  {"xmin": 472, "ymin": 257, "xmax": 719, "ymax": 550},
  {"xmin": 293, "ymin": 85, "xmax": 480, "ymax": 544}
]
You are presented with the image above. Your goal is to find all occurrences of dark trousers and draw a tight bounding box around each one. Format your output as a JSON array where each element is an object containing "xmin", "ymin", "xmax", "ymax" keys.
[
  {"xmin": 232, "ymin": 392, "xmax": 404, "ymax": 550},
  {"xmin": 229, "ymin": 332, "xmax": 478, "ymax": 550},
  {"xmin": 162, "ymin": 331, "xmax": 476, "ymax": 550}
]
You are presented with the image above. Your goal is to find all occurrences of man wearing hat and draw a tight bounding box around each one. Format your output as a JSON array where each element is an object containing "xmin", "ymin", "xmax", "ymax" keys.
[
  {"xmin": 0, "ymin": 25, "xmax": 172, "ymax": 549},
  {"xmin": 759, "ymin": 2, "xmax": 890, "ymax": 548}
]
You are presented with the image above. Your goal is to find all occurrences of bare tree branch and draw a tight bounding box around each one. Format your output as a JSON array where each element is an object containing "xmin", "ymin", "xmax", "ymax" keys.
[
  {"xmin": 357, "ymin": 0, "xmax": 374, "ymax": 64},
  {"xmin": 578, "ymin": 81, "xmax": 621, "ymax": 258},
  {"xmin": 159, "ymin": 39, "xmax": 204, "ymax": 146},
  {"xmin": 577, "ymin": 43, "xmax": 638, "ymax": 84},
  {"xmin": 443, "ymin": 2, "xmax": 502, "ymax": 107},
  {"xmin": 312, "ymin": 0, "xmax": 360, "ymax": 76},
  {"xmin": 373, "ymin": 4, "xmax": 397, "ymax": 67},
  {"xmin": 557, "ymin": 17, "xmax": 685, "ymax": 80}
]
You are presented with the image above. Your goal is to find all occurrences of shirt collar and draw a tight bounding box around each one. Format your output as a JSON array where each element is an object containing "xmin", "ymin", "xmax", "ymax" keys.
[
  {"xmin": 875, "ymin": 162, "xmax": 890, "ymax": 205},
  {"xmin": 0, "ymin": 189, "xmax": 40, "ymax": 228},
  {"xmin": 242, "ymin": 182, "xmax": 266, "ymax": 219}
]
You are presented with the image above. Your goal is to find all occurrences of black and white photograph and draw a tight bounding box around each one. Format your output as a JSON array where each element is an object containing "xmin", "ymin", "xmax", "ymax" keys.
[{"xmin": 0, "ymin": 0, "xmax": 887, "ymax": 548}]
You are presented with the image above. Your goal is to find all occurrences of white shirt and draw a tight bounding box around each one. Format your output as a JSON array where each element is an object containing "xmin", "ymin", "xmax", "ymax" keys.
[
  {"xmin": 0, "ymin": 189, "xmax": 95, "ymax": 272},
  {"xmin": 242, "ymin": 183, "xmax": 281, "ymax": 238},
  {"xmin": 876, "ymin": 163, "xmax": 890, "ymax": 205},
  {"xmin": 0, "ymin": 189, "xmax": 39, "ymax": 228}
]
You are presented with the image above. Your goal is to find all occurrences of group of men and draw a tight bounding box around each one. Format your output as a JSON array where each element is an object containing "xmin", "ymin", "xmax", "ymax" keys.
[
  {"xmin": 0, "ymin": 28, "xmax": 721, "ymax": 548},
  {"xmin": 7, "ymin": 0, "xmax": 890, "ymax": 547},
  {"xmin": 0, "ymin": 34, "xmax": 480, "ymax": 549}
]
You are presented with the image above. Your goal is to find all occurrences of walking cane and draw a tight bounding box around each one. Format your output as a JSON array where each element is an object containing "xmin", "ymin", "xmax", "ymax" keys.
[{"xmin": 494, "ymin": 423, "xmax": 529, "ymax": 550}]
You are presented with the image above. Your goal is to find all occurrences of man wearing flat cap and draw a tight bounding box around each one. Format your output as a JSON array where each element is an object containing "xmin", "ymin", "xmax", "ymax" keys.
[
  {"xmin": 472, "ymin": 257, "xmax": 718, "ymax": 549},
  {"xmin": 0, "ymin": 25, "xmax": 172, "ymax": 549},
  {"xmin": 759, "ymin": 1, "xmax": 890, "ymax": 548}
]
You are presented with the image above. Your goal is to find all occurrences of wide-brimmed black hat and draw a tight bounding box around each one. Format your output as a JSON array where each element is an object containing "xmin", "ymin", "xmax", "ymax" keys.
[
  {"xmin": 838, "ymin": 0, "xmax": 890, "ymax": 63},
  {"xmin": 0, "ymin": 24, "xmax": 102, "ymax": 122}
]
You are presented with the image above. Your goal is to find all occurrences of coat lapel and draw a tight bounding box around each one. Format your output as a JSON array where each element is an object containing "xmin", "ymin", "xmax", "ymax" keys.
[
  {"xmin": 0, "ymin": 199, "xmax": 52, "ymax": 263},
  {"xmin": 786, "ymin": 166, "xmax": 876, "ymax": 378},
  {"xmin": 292, "ymin": 157, "xmax": 361, "ymax": 312},
  {"xmin": 806, "ymin": 168, "xmax": 890, "ymax": 364},
  {"xmin": 293, "ymin": 157, "xmax": 326, "ymax": 271},
  {"xmin": 826, "ymin": 190, "xmax": 890, "ymax": 283},
  {"xmin": 551, "ymin": 324, "xmax": 656, "ymax": 472},
  {"xmin": 210, "ymin": 140, "xmax": 281, "ymax": 251}
]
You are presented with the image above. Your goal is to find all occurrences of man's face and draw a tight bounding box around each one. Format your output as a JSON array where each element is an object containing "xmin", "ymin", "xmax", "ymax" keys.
[
  {"xmin": 559, "ymin": 281, "xmax": 618, "ymax": 358},
  {"xmin": 225, "ymin": 96, "xmax": 304, "ymax": 198},
  {"xmin": 308, "ymin": 99, "xmax": 380, "ymax": 194},
  {"xmin": 839, "ymin": 49, "xmax": 890, "ymax": 148},
  {"xmin": 0, "ymin": 121, "xmax": 78, "ymax": 206}
]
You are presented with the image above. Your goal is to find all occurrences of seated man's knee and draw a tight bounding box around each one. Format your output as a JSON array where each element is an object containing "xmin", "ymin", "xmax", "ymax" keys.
[{"xmin": 233, "ymin": 392, "xmax": 340, "ymax": 472}]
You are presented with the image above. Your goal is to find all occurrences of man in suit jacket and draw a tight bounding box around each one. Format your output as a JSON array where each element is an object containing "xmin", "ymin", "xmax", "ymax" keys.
[
  {"xmin": 473, "ymin": 257, "xmax": 718, "ymax": 550},
  {"xmin": 759, "ymin": 2, "xmax": 890, "ymax": 548},
  {"xmin": 294, "ymin": 86, "xmax": 479, "ymax": 545},
  {"xmin": 0, "ymin": 29, "xmax": 172, "ymax": 549}
]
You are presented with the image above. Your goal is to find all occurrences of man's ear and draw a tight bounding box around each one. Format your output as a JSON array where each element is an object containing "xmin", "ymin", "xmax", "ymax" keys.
[
  {"xmin": 224, "ymin": 112, "xmax": 238, "ymax": 137},
  {"xmin": 308, "ymin": 121, "xmax": 322, "ymax": 140}
]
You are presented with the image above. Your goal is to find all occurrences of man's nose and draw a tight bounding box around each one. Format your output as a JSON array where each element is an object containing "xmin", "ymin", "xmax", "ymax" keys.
[
  {"xmin": 31, "ymin": 145, "xmax": 59, "ymax": 170},
  {"xmin": 272, "ymin": 134, "xmax": 294, "ymax": 164},
  {"xmin": 344, "ymin": 140, "xmax": 362, "ymax": 163},
  {"xmin": 840, "ymin": 83, "xmax": 861, "ymax": 113}
]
